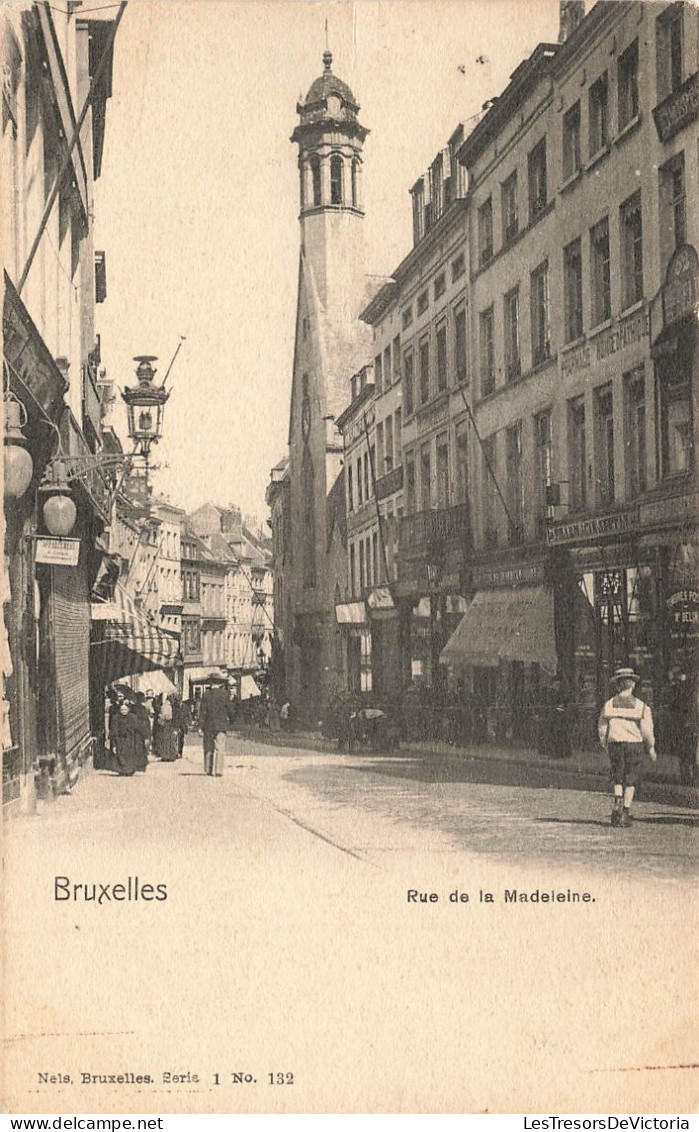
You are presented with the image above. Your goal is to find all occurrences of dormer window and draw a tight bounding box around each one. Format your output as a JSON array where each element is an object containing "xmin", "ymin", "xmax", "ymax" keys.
[
  {"xmin": 330, "ymin": 154, "xmax": 343, "ymax": 204},
  {"xmin": 327, "ymin": 94, "xmax": 341, "ymax": 116}
]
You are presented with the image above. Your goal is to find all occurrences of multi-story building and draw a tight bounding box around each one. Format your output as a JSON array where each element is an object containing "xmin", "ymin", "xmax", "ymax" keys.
[
  {"xmin": 151, "ymin": 500, "xmax": 185, "ymax": 639},
  {"xmin": 2, "ymin": 2, "xmax": 121, "ymax": 807},
  {"xmin": 265, "ymin": 458, "xmax": 290, "ymax": 700}
]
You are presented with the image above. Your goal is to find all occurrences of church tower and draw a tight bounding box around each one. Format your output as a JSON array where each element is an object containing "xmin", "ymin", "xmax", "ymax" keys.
[{"xmin": 285, "ymin": 52, "xmax": 374, "ymax": 722}]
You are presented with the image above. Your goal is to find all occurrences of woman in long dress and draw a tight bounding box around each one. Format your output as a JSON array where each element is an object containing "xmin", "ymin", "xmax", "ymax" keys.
[
  {"xmin": 110, "ymin": 702, "xmax": 148, "ymax": 777},
  {"xmin": 153, "ymin": 693, "xmax": 177, "ymax": 761}
]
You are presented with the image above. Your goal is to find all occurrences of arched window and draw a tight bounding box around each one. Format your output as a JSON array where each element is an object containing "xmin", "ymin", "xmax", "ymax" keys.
[
  {"xmin": 302, "ymin": 450, "xmax": 316, "ymax": 588},
  {"xmin": 310, "ymin": 155, "xmax": 321, "ymax": 206},
  {"xmin": 299, "ymin": 163, "xmax": 306, "ymax": 209},
  {"xmin": 351, "ymin": 158, "xmax": 359, "ymax": 208},
  {"xmin": 330, "ymin": 154, "xmax": 344, "ymax": 205}
]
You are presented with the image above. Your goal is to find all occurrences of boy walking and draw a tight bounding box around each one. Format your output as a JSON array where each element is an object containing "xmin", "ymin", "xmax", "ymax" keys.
[{"xmin": 598, "ymin": 667, "xmax": 656, "ymax": 827}]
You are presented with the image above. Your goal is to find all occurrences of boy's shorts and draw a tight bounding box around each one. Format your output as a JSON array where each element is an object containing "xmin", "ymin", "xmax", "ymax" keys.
[{"xmin": 608, "ymin": 741, "xmax": 645, "ymax": 787}]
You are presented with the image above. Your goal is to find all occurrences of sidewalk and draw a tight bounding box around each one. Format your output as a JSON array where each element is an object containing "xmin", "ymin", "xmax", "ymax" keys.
[{"xmin": 236, "ymin": 723, "xmax": 699, "ymax": 809}]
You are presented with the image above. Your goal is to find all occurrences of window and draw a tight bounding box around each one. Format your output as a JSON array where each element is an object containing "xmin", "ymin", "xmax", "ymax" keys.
[
  {"xmin": 405, "ymin": 452, "xmax": 416, "ymax": 513},
  {"xmin": 624, "ymin": 368, "xmax": 646, "ymax": 498},
  {"xmin": 530, "ymin": 260, "xmax": 551, "ymax": 366},
  {"xmin": 394, "ymin": 409, "xmax": 401, "ymax": 465},
  {"xmin": 455, "ymin": 421, "xmax": 469, "ymax": 506},
  {"xmin": 564, "ymin": 238, "xmax": 583, "ymax": 342},
  {"xmin": 384, "ymin": 414, "xmax": 394, "ymax": 472},
  {"xmin": 383, "ymin": 345, "xmax": 391, "ymax": 388},
  {"xmin": 568, "ymin": 396, "xmax": 587, "ymax": 511},
  {"xmin": 330, "ymin": 154, "xmax": 343, "ymax": 204},
  {"xmin": 618, "ymin": 39, "xmax": 639, "ymax": 129},
  {"xmin": 455, "ymin": 304, "xmax": 468, "ymax": 383},
  {"xmin": 594, "ymin": 384, "xmax": 615, "ymax": 505},
  {"xmin": 359, "ymin": 539, "xmax": 366, "ymax": 591},
  {"xmin": 392, "ymin": 336, "xmax": 401, "ymax": 382},
  {"xmin": 419, "ymin": 336, "xmax": 430, "ymax": 404},
  {"xmin": 351, "ymin": 158, "xmax": 359, "ymax": 208},
  {"xmin": 534, "ymin": 409, "xmax": 553, "ymax": 535},
  {"xmin": 563, "ymin": 101, "xmax": 581, "ymax": 181},
  {"xmin": 659, "ymin": 364, "xmax": 693, "ymax": 478},
  {"xmin": 479, "ymin": 306, "xmax": 495, "ymax": 396},
  {"xmin": 302, "ymin": 450, "xmax": 316, "ymax": 587},
  {"xmin": 620, "ymin": 191, "xmax": 644, "ymax": 309},
  {"xmin": 349, "ymin": 543, "xmax": 356, "ymax": 597},
  {"xmin": 310, "ymin": 155, "xmax": 321, "ymax": 206},
  {"xmin": 402, "ymin": 306, "xmax": 413, "ymax": 329},
  {"xmin": 482, "ymin": 436, "xmax": 498, "ymax": 547},
  {"xmin": 364, "ymin": 451, "xmax": 370, "ymax": 500},
  {"xmin": 434, "ymin": 272, "xmax": 446, "ymax": 300},
  {"xmin": 417, "ymin": 290, "xmax": 429, "ymax": 316},
  {"xmin": 506, "ymin": 422, "xmax": 524, "ymax": 544},
  {"xmin": 501, "ymin": 171, "xmax": 518, "ymax": 242},
  {"xmin": 659, "ymin": 153, "xmax": 686, "ymax": 268},
  {"xmin": 504, "ymin": 286, "xmax": 520, "ymax": 381},
  {"xmin": 436, "ymin": 321, "xmax": 448, "ymax": 392},
  {"xmin": 412, "ymin": 184, "xmax": 425, "ymax": 243},
  {"xmin": 478, "ymin": 197, "xmax": 493, "ymax": 266},
  {"xmin": 404, "ymin": 349, "xmax": 414, "ymax": 416},
  {"xmin": 528, "ymin": 138, "xmax": 547, "ymax": 221},
  {"xmin": 374, "ymin": 352, "xmax": 383, "ymax": 395},
  {"xmin": 589, "ymin": 73, "xmax": 609, "ymax": 155},
  {"xmin": 420, "ymin": 443, "xmax": 432, "ymax": 511},
  {"xmin": 656, "ymin": 4, "xmax": 684, "ymax": 101},
  {"xmin": 347, "ymin": 464, "xmax": 354, "ymax": 512},
  {"xmin": 452, "ymin": 252, "xmax": 465, "ymax": 281},
  {"xmin": 376, "ymin": 421, "xmax": 384, "ymax": 478},
  {"xmin": 357, "ymin": 455, "xmax": 363, "ymax": 505},
  {"xmin": 590, "ymin": 217, "xmax": 611, "ymax": 326}
]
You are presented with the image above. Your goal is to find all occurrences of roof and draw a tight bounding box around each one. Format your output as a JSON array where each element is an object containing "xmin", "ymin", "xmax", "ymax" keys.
[{"xmin": 359, "ymin": 278, "xmax": 398, "ymax": 325}]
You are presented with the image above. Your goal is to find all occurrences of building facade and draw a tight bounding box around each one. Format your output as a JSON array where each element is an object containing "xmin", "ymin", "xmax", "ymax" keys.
[{"xmin": 2, "ymin": 2, "xmax": 121, "ymax": 807}]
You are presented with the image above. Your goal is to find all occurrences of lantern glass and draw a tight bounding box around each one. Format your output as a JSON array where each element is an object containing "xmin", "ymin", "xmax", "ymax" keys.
[
  {"xmin": 4, "ymin": 443, "xmax": 34, "ymax": 499},
  {"xmin": 43, "ymin": 492, "xmax": 77, "ymax": 537}
]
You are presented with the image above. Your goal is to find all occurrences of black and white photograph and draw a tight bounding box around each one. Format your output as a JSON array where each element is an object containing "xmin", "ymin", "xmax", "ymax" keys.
[{"xmin": 2, "ymin": 0, "xmax": 697, "ymax": 1116}]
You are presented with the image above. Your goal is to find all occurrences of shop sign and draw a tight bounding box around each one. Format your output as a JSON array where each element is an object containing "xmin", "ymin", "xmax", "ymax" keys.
[
  {"xmin": 547, "ymin": 508, "xmax": 638, "ymax": 547},
  {"xmin": 560, "ymin": 307, "xmax": 648, "ymax": 378},
  {"xmin": 641, "ymin": 488, "xmax": 699, "ymax": 530},
  {"xmin": 653, "ymin": 71, "xmax": 699, "ymax": 143},
  {"xmin": 35, "ymin": 537, "xmax": 81, "ymax": 567},
  {"xmin": 662, "ymin": 244, "xmax": 698, "ymax": 329},
  {"xmin": 472, "ymin": 561, "xmax": 545, "ymax": 589},
  {"xmin": 666, "ymin": 589, "xmax": 699, "ymax": 644}
]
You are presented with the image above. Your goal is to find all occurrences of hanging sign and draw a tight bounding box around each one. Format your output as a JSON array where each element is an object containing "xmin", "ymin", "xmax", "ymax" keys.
[{"xmin": 35, "ymin": 537, "xmax": 81, "ymax": 567}]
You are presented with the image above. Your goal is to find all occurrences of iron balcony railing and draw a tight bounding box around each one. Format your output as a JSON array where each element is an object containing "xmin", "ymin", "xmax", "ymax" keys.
[{"xmin": 399, "ymin": 502, "xmax": 471, "ymax": 557}]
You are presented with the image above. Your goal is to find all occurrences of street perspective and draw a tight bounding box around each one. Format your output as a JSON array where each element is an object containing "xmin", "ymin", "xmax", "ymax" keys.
[{"xmin": 2, "ymin": 0, "xmax": 698, "ymax": 1118}]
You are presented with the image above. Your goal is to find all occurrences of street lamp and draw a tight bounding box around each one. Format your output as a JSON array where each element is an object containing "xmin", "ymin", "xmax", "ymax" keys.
[
  {"xmin": 39, "ymin": 456, "xmax": 77, "ymax": 536},
  {"xmin": 3, "ymin": 389, "xmax": 34, "ymax": 500},
  {"xmin": 121, "ymin": 356, "xmax": 170, "ymax": 495}
]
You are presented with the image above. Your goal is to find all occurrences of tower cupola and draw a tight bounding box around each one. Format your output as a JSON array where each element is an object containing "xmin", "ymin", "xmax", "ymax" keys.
[{"xmin": 291, "ymin": 51, "xmax": 368, "ymax": 215}]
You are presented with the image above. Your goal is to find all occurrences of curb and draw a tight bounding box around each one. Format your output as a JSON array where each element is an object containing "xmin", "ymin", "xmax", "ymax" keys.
[{"xmin": 233, "ymin": 726, "xmax": 699, "ymax": 810}]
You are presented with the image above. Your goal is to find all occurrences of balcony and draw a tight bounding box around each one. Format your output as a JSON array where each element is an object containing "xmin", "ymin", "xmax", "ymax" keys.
[
  {"xmin": 399, "ymin": 503, "xmax": 471, "ymax": 560},
  {"xmin": 375, "ymin": 464, "xmax": 403, "ymax": 502}
]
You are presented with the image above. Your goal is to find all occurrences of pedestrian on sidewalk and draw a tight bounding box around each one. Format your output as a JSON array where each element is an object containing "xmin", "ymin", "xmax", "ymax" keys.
[
  {"xmin": 110, "ymin": 700, "xmax": 149, "ymax": 778},
  {"xmin": 598, "ymin": 667, "xmax": 657, "ymax": 827},
  {"xmin": 198, "ymin": 678, "xmax": 236, "ymax": 776},
  {"xmin": 132, "ymin": 692, "xmax": 152, "ymax": 772}
]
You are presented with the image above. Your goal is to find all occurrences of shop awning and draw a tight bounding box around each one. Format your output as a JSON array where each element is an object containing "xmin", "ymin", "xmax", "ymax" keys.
[
  {"xmin": 91, "ymin": 584, "xmax": 180, "ymax": 688},
  {"xmin": 335, "ymin": 602, "xmax": 367, "ymax": 625},
  {"xmin": 440, "ymin": 586, "xmax": 557, "ymax": 673},
  {"xmin": 240, "ymin": 674, "xmax": 261, "ymax": 700}
]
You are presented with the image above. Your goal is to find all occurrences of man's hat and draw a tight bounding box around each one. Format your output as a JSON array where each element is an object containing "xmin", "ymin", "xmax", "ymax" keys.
[{"xmin": 611, "ymin": 667, "xmax": 640, "ymax": 684}]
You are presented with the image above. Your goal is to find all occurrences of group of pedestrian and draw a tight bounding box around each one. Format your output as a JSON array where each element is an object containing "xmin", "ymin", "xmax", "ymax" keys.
[{"xmin": 105, "ymin": 687, "xmax": 191, "ymax": 777}]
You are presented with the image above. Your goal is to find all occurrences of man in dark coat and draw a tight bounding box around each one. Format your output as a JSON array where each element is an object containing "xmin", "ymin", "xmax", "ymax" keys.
[{"xmin": 198, "ymin": 680, "xmax": 237, "ymax": 776}]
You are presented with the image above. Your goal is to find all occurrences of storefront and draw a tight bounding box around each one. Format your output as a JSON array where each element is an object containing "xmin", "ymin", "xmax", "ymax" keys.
[{"xmin": 439, "ymin": 553, "xmax": 555, "ymax": 745}]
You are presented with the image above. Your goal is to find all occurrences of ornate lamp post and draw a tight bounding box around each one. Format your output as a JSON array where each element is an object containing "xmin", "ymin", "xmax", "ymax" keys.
[{"xmin": 121, "ymin": 356, "xmax": 170, "ymax": 497}]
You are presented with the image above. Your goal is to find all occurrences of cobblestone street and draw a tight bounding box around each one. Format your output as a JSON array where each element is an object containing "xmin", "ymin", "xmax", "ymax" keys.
[{"xmin": 4, "ymin": 734, "xmax": 697, "ymax": 1114}]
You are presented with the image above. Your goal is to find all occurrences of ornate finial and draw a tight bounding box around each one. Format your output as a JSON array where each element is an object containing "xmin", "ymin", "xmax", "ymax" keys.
[{"xmin": 323, "ymin": 49, "xmax": 332, "ymax": 72}]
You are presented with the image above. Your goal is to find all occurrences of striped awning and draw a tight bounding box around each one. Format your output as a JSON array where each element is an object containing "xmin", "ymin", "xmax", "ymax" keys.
[{"xmin": 91, "ymin": 584, "xmax": 180, "ymax": 688}]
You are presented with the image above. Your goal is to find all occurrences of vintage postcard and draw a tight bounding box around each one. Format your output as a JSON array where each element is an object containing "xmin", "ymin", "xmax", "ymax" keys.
[{"xmin": 2, "ymin": 0, "xmax": 698, "ymax": 1116}]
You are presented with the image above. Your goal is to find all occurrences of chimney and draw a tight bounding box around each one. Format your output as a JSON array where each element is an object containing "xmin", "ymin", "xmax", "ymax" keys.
[
  {"xmin": 221, "ymin": 505, "xmax": 243, "ymax": 542},
  {"xmin": 558, "ymin": 0, "xmax": 585, "ymax": 44}
]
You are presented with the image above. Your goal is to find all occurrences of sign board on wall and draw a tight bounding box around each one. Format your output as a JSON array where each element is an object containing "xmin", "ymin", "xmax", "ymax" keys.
[{"xmin": 34, "ymin": 537, "xmax": 81, "ymax": 567}]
